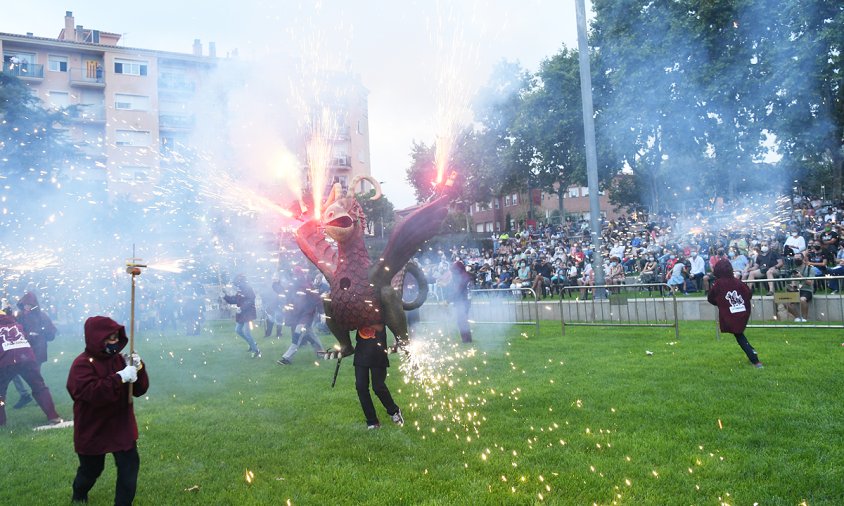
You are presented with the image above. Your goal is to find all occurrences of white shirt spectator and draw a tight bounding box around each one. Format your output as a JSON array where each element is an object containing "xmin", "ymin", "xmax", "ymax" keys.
[
  {"xmin": 784, "ymin": 233, "xmax": 806, "ymax": 254},
  {"xmin": 689, "ymin": 254, "xmax": 705, "ymax": 276}
]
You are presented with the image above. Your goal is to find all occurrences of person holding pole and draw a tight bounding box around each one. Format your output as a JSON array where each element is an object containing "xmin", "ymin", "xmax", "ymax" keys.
[{"xmin": 67, "ymin": 316, "xmax": 149, "ymax": 505}]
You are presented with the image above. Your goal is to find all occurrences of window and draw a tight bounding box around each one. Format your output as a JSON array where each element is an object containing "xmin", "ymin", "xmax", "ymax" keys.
[
  {"xmin": 115, "ymin": 166, "xmax": 149, "ymax": 184},
  {"xmin": 114, "ymin": 94, "xmax": 149, "ymax": 111},
  {"xmin": 357, "ymin": 119, "xmax": 365, "ymax": 135},
  {"xmin": 494, "ymin": 199, "xmax": 500, "ymax": 209},
  {"xmin": 48, "ymin": 55, "xmax": 68, "ymax": 72},
  {"xmin": 581, "ymin": 186, "xmax": 589, "ymax": 197},
  {"xmin": 47, "ymin": 91, "xmax": 70, "ymax": 108},
  {"xmin": 115, "ymin": 130, "xmax": 151, "ymax": 147},
  {"xmin": 114, "ymin": 59, "xmax": 148, "ymax": 76},
  {"xmin": 512, "ymin": 193, "xmax": 519, "ymax": 206},
  {"xmin": 505, "ymin": 195, "xmax": 511, "ymax": 206},
  {"xmin": 568, "ymin": 187, "xmax": 579, "ymax": 198}
]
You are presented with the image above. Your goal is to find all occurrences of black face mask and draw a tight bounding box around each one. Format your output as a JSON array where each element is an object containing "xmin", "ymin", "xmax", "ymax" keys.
[{"xmin": 104, "ymin": 342, "xmax": 121, "ymax": 355}]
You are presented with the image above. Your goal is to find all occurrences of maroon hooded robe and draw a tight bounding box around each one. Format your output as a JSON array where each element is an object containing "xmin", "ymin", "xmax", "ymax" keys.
[
  {"xmin": 66, "ymin": 316, "xmax": 149, "ymax": 455},
  {"xmin": 16, "ymin": 291, "xmax": 57, "ymax": 364},
  {"xmin": 707, "ymin": 259, "xmax": 752, "ymax": 333},
  {"xmin": 0, "ymin": 312, "xmax": 60, "ymax": 425}
]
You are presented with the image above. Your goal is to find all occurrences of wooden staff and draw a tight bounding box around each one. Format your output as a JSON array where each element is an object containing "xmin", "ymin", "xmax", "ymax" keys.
[{"xmin": 126, "ymin": 253, "xmax": 145, "ymax": 404}]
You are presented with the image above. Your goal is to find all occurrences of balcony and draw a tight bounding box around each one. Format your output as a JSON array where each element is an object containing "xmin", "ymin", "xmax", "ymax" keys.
[
  {"xmin": 69, "ymin": 67, "xmax": 105, "ymax": 88},
  {"xmin": 159, "ymin": 113, "xmax": 195, "ymax": 130},
  {"xmin": 2, "ymin": 61, "xmax": 44, "ymax": 79}
]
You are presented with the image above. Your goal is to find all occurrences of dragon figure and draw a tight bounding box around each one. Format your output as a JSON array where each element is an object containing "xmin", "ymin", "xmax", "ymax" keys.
[{"xmin": 294, "ymin": 174, "xmax": 454, "ymax": 359}]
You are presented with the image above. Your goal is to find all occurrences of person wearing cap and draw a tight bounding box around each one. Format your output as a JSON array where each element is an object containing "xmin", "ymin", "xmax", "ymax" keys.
[
  {"xmin": 67, "ymin": 316, "xmax": 149, "ymax": 505},
  {"xmin": 0, "ymin": 309, "xmax": 62, "ymax": 426}
]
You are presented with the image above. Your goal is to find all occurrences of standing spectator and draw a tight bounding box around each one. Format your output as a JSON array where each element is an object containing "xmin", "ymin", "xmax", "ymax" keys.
[
  {"xmin": 707, "ymin": 259, "xmax": 763, "ymax": 368},
  {"xmin": 0, "ymin": 310, "xmax": 63, "ymax": 426},
  {"xmin": 786, "ymin": 257, "xmax": 814, "ymax": 322},
  {"xmin": 447, "ymin": 259, "xmax": 473, "ymax": 343},
  {"xmin": 222, "ymin": 274, "xmax": 260, "ymax": 358},
  {"xmin": 67, "ymin": 316, "xmax": 149, "ymax": 505},
  {"xmin": 2, "ymin": 296, "xmax": 31, "ymax": 409},
  {"xmin": 354, "ymin": 326, "xmax": 403, "ymax": 430}
]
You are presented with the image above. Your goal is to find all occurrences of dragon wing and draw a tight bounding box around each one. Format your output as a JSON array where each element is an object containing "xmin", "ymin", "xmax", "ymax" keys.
[
  {"xmin": 294, "ymin": 219, "xmax": 338, "ymax": 285},
  {"xmin": 371, "ymin": 193, "xmax": 450, "ymax": 288}
]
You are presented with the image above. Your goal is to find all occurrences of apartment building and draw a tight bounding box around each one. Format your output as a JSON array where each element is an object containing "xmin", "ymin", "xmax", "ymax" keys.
[
  {"xmin": 0, "ymin": 11, "xmax": 372, "ymax": 201},
  {"xmin": 469, "ymin": 186, "xmax": 620, "ymax": 233}
]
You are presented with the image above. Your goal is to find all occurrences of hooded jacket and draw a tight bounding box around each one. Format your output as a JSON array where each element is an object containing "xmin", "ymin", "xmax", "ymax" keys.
[
  {"xmin": 0, "ymin": 312, "xmax": 36, "ymax": 369},
  {"xmin": 16, "ymin": 291, "xmax": 56, "ymax": 364},
  {"xmin": 66, "ymin": 316, "xmax": 149, "ymax": 455},
  {"xmin": 223, "ymin": 278, "xmax": 257, "ymax": 323},
  {"xmin": 707, "ymin": 259, "xmax": 752, "ymax": 333}
]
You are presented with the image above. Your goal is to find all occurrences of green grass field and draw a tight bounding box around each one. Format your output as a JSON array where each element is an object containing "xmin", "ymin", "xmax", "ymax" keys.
[{"xmin": 2, "ymin": 319, "xmax": 842, "ymax": 505}]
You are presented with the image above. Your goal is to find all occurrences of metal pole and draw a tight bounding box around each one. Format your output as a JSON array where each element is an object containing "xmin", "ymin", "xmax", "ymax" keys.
[
  {"xmin": 128, "ymin": 273, "xmax": 136, "ymax": 404},
  {"xmin": 575, "ymin": 0, "xmax": 605, "ymax": 289}
]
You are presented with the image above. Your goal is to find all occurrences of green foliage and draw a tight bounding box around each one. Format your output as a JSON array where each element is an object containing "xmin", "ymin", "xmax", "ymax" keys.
[
  {"xmin": 357, "ymin": 189, "xmax": 395, "ymax": 237},
  {"xmin": 2, "ymin": 320, "xmax": 840, "ymax": 504}
]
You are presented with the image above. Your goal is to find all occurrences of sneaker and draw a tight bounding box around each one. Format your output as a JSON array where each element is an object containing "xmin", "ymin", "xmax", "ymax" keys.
[
  {"xmin": 13, "ymin": 394, "xmax": 33, "ymax": 410},
  {"xmin": 794, "ymin": 317, "xmax": 807, "ymax": 322},
  {"xmin": 276, "ymin": 358, "xmax": 291, "ymax": 365},
  {"xmin": 251, "ymin": 351, "xmax": 262, "ymax": 358},
  {"xmin": 391, "ymin": 409, "xmax": 404, "ymax": 426},
  {"xmin": 48, "ymin": 417, "xmax": 64, "ymax": 425},
  {"xmin": 367, "ymin": 423, "xmax": 381, "ymax": 430},
  {"xmin": 766, "ymin": 291, "xmax": 774, "ymax": 296},
  {"xmin": 754, "ymin": 362, "xmax": 764, "ymax": 369}
]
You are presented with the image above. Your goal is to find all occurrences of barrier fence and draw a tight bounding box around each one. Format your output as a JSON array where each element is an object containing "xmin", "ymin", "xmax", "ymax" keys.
[
  {"xmin": 559, "ymin": 283, "xmax": 680, "ymax": 339},
  {"xmin": 417, "ymin": 287, "xmax": 541, "ymax": 336},
  {"xmin": 737, "ymin": 276, "xmax": 844, "ymax": 330}
]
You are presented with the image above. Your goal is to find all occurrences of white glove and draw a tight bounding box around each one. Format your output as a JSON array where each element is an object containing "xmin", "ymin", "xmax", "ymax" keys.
[
  {"xmin": 129, "ymin": 353, "xmax": 142, "ymax": 369},
  {"xmin": 117, "ymin": 365, "xmax": 138, "ymax": 383}
]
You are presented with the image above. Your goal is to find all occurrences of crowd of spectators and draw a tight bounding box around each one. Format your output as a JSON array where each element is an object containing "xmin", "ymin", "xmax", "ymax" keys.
[{"xmin": 417, "ymin": 192, "xmax": 844, "ymax": 303}]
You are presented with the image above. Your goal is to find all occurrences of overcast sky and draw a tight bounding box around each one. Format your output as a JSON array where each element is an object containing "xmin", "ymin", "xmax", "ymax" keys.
[{"xmin": 2, "ymin": 0, "xmax": 588, "ymax": 209}]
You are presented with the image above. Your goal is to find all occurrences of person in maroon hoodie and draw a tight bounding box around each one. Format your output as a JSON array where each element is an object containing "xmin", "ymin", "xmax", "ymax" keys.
[
  {"xmin": 0, "ymin": 309, "xmax": 62, "ymax": 426},
  {"xmin": 707, "ymin": 259, "xmax": 764, "ymax": 368},
  {"xmin": 67, "ymin": 316, "xmax": 149, "ymax": 505}
]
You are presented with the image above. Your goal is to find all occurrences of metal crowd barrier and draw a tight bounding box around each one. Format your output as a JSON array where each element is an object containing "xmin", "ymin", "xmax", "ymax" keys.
[
  {"xmin": 417, "ymin": 287, "xmax": 540, "ymax": 336},
  {"xmin": 559, "ymin": 282, "xmax": 680, "ymax": 339},
  {"xmin": 737, "ymin": 276, "xmax": 844, "ymax": 330}
]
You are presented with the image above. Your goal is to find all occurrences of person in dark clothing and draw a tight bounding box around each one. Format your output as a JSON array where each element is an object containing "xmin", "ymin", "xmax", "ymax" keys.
[
  {"xmin": 277, "ymin": 267, "xmax": 324, "ymax": 365},
  {"xmin": 222, "ymin": 274, "xmax": 260, "ymax": 358},
  {"xmin": 707, "ymin": 259, "xmax": 763, "ymax": 368},
  {"xmin": 264, "ymin": 272, "xmax": 286, "ymax": 338},
  {"xmin": 10, "ymin": 291, "xmax": 57, "ymax": 409},
  {"xmin": 448, "ymin": 259, "xmax": 473, "ymax": 343},
  {"xmin": 67, "ymin": 316, "xmax": 149, "ymax": 505},
  {"xmin": 353, "ymin": 326, "xmax": 403, "ymax": 429},
  {"xmin": 0, "ymin": 310, "xmax": 62, "ymax": 426}
]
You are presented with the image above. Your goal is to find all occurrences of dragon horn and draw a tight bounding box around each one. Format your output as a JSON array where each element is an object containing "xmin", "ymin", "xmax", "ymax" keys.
[{"xmin": 349, "ymin": 175, "xmax": 382, "ymax": 200}]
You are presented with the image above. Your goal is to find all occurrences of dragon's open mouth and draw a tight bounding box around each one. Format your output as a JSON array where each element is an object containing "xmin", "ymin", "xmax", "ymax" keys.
[{"xmin": 325, "ymin": 216, "xmax": 353, "ymax": 228}]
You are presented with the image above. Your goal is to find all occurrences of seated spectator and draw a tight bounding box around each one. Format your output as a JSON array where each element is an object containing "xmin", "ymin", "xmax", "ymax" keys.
[
  {"xmin": 747, "ymin": 242, "xmax": 783, "ymax": 295},
  {"xmin": 783, "ymin": 229, "xmax": 806, "ymax": 257},
  {"xmin": 827, "ymin": 243, "xmax": 844, "ymax": 294},
  {"xmin": 606, "ymin": 256, "xmax": 625, "ymax": 288},
  {"xmin": 639, "ymin": 256, "xmax": 660, "ymax": 285},
  {"xmin": 688, "ymin": 249, "xmax": 706, "ymax": 293},
  {"xmin": 577, "ymin": 261, "xmax": 594, "ymax": 299},
  {"xmin": 803, "ymin": 240, "xmax": 832, "ymax": 276}
]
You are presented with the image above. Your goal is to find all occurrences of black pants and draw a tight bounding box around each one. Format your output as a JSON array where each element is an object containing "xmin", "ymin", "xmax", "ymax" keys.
[
  {"xmin": 355, "ymin": 366, "xmax": 398, "ymax": 426},
  {"xmin": 733, "ymin": 333, "xmax": 760, "ymax": 365},
  {"xmin": 73, "ymin": 445, "xmax": 139, "ymax": 505}
]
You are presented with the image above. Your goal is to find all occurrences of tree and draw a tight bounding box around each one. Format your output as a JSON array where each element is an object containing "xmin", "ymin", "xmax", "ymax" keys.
[{"xmin": 358, "ymin": 189, "xmax": 396, "ymax": 238}]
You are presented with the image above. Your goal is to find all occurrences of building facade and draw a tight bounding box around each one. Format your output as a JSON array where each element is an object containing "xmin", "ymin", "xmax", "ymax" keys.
[
  {"xmin": 469, "ymin": 186, "xmax": 620, "ymax": 233},
  {"xmin": 1, "ymin": 11, "xmax": 371, "ymax": 201}
]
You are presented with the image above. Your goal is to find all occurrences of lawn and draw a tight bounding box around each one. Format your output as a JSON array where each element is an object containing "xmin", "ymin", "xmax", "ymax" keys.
[{"xmin": 2, "ymin": 319, "xmax": 842, "ymax": 505}]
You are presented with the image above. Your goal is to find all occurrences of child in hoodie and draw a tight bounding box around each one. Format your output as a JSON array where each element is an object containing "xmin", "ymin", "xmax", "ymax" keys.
[
  {"xmin": 0, "ymin": 309, "xmax": 62, "ymax": 426},
  {"xmin": 707, "ymin": 259, "xmax": 764, "ymax": 368},
  {"xmin": 67, "ymin": 316, "xmax": 149, "ymax": 505}
]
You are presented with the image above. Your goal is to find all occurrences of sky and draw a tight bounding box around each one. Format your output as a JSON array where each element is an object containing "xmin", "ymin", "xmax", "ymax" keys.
[{"xmin": 1, "ymin": 0, "xmax": 587, "ymax": 209}]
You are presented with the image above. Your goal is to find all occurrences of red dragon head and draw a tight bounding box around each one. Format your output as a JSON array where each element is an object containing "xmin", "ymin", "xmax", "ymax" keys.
[{"xmin": 321, "ymin": 175, "xmax": 382, "ymax": 243}]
